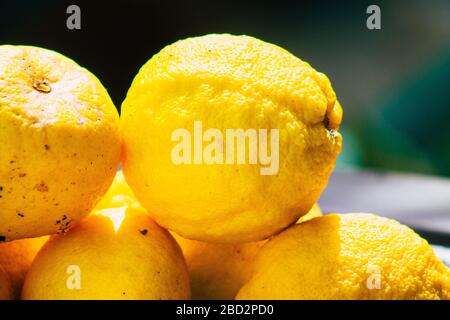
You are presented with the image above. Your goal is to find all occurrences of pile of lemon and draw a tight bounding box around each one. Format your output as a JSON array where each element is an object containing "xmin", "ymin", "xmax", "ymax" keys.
[{"xmin": 0, "ymin": 34, "xmax": 449, "ymax": 300}]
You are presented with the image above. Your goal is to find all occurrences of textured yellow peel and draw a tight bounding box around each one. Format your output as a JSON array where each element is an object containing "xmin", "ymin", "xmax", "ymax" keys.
[
  {"xmin": 236, "ymin": 213, "xmax": 450, "ymax": 300},
  {"xmin": 0, "ymin": 45, "xmax": 121, "ymax": 241}
]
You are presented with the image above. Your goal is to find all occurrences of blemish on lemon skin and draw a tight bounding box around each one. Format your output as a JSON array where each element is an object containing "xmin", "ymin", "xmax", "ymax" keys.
[
  {"xmin": 35, "ymin": 182, "xmax": 48, "ymax": 192},
  {"xmin": 139, "ymin": 229, "xmax": 148, "ymax": 236},
  {"xmin": 57, "ymin": 217, "xmax": 72, "ymax": 234},
  {"xmin": 323, "ymin": 114, "xmax": 330, "ymax": 131},
  {"xmin": 0, "ymin": 236, "xmax": 6, "ymax": 242},
  {"xmin": 32, "ymin": 79, "xmax": 51, "ymax": 93}
]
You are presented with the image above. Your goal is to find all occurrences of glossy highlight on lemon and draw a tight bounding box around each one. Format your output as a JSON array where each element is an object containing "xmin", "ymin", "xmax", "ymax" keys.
[
  {"xmin": 0, "ymin": 45, "xmax": 121, "ymax": 241},
  {"xmin": 121, "ymin": 34, "xmax": 342, "ymax": 243}
]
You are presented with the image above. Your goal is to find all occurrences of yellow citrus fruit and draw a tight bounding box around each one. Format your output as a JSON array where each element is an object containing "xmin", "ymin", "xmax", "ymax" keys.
[
  {"xmin": 0, "ymin": 45, "xmax": 120, "ymax": 241},
  {"xmin": 0, "ymin": 236, "xmax": 47, "ymax": 298},
  {"xmin": 22, "ymin": 204, "xmax": 190, "ymax": 300},
  {"xmin": 236, "ymin": 213, "xmax": 450, "ymax": 300},
  {"xmin": 174, "ymin": 203, "xmax": 322, "ymax": 300},
  {"xmin": 121, "ymin": 34, "xmax": 342, "ymax": 243},
  {"xmin": 95, "ymin": 171, "xmax": 136, "ymax": 210},
  {"xmin": 0, "ymin": 265, "xmax": 13, "ymax": 300}
]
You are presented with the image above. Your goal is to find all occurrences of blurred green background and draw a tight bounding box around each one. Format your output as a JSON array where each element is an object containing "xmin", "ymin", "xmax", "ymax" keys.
[{"xmin": 1, "ymin": 0, "xmax": 449, "ymax": 176}]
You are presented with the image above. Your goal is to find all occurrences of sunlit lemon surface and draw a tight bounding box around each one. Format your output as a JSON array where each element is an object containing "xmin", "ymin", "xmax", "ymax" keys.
[{"xmin": 22, "ymin": 205, "xmax": 190, "ymax": 300}]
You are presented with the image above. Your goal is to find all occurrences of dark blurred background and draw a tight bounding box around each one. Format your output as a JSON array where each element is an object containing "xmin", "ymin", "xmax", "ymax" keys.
[{"xmin": 1, "ymin": 0, "xmax": 450, "ymax": 176}]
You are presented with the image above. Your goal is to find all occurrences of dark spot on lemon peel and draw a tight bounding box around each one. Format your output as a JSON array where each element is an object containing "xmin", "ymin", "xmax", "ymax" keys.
[
  {"xmin": 323, "ymin": 114, "xmax": 330, "ymax": 130},
  {"xmin": 139, "ymin": 229, "xmax": 148, "ymax": 236},
  {"xmin": 323, "ymin": 113, "xmax": 339, "ymax": 138},
  {"xmin": 0, "ymin": 236, "xmax": 5, "ymax": 242},
  {"xmin": 32, "ymin": 79, "xmax": 51, "ymax": 93},
  {"xmin": 44, "ymin": 144, "xmax": 50, "ymax": 150},
  {"xmin": 17, "ymin": 212, "xmax": 25, "ymax": 217},
  {"xmin": 57, "ymin": 217, "xmax": 72, "ymax": 234},
  {"xmin": 18, "ymin": 173, "xmax": 26, "ymax": 178},
  {"xmin": 35, "ymin": 182, "xmax": 48, "ymax": 192}
]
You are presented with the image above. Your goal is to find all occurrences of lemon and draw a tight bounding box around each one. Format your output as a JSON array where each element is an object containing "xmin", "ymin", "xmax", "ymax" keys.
[
  {"xmin": 0, "ymin": 265, "xmax": 13, "ymax": 300},
  {"xmin": 0, "ymin": 236, "xmax": 47, "ymax": 298},
  {"xmin": 0, "ymin": 45, "xmax": 121, "ymax": 241},
  {"xmin": 175, "ymin": 204, "xmax": 322, "ymax": 300},
  {"xmin": 236, "ymin": 213, "xmax": 450, "ymax": 300},
  {"xmin": 22, "ymin": 204, "xmax": 190, "ymax": 300},
  {"xmin": 121, "ymin": 34, "xmax": 342, "ymax": 243}
]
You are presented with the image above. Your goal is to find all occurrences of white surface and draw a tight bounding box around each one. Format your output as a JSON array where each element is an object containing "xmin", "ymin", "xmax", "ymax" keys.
[{"xmin": 433, "ymin": 245, "xmax": 450, "ymax": 267}]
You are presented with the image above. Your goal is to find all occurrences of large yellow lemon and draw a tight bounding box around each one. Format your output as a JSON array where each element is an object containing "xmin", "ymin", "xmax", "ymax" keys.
[
  {"xmin": 22, "ymin": 204, "xmax": 190, "ymax": 300},
  {"xmin": 236, "ymin": 213, "xmax": 450, "ymax": 300},
  {"xmin": 0, "ymin": 45, "xmax": 120, "ymax": 241},
  {"xmin": 121, "ymin": 34, "xmax": 342, "ymax": 243},
  {"xmin": 0, "ymin": 236, "xmax": 47, "ymax": 298},
  {"xmin": 174, "ymin": 204, "xmax": 322, "ymax": 300},
  {"xmin": 0, "ymin": 265, "xmax": 13, "ymax": 300}
]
